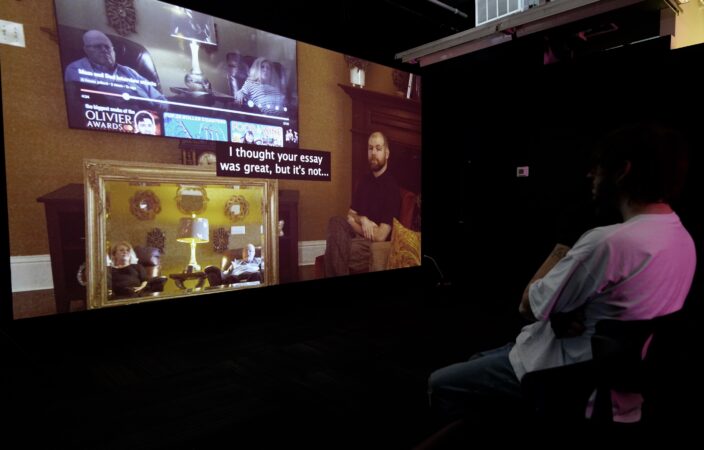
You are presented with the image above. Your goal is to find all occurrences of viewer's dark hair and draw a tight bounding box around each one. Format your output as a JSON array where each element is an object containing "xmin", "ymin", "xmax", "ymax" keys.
[{"xmin": 593, "ymin": 122, "xmax": 689, "ymax": 204}]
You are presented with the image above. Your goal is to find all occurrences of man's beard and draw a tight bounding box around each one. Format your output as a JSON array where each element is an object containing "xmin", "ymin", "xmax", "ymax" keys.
[{"xmin": 369, "ymin": 158, "xmax": 386, "ymax": 172}]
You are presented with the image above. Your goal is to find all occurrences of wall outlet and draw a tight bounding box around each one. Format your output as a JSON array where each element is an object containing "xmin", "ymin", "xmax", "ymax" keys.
[
  {"xmin": 516, "ymin": 166, "xmax": 530, "ymax": 177},
  {"xmin": 0, "ymin": 20, "xmax": 25, "ymax": 48}
]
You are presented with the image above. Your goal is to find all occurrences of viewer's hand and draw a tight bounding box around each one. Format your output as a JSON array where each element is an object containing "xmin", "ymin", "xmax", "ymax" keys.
[{"xmin": 550, "ymin": 308, "xmax": 586, "ymax": 338}]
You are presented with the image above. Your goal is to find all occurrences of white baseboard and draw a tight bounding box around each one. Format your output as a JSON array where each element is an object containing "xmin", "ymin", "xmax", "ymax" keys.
[
  {"xmin": 10, "ymin": 243, "xmax": 325, "ymax": 292},
  {"xmin": 299, "ymin": 240, "xmax": 326, "ymax": 266},
  {"xmin": 10, "ymin": 255, "xmax": 54, "ymax": 292}
]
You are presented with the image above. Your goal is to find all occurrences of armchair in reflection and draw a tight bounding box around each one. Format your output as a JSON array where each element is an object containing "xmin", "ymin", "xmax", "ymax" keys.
[
  {"xmin": 204, "ymin": 244, "xmax": 263, "ymax": 287},
  {"xmin": 108, "ymin": 242, "xmax": 168, "ymax": 300}
]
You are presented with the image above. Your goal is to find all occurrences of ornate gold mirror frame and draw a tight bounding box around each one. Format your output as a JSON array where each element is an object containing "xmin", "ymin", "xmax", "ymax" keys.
[{"xmin": 84, "ymin": 159, "xmax": 278, "ymax": 310}]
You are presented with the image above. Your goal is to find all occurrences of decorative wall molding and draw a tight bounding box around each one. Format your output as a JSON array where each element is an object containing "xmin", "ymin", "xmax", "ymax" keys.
[
  {"xmin": 10, "ymin": 255, "xmax": 54, "ymax": 292},
  {"xmin": 11, "ymin": 244, "xmax": 324, "ymax": 291},
  {"xmin": 299, "ymin": 240, "xmax": 325, "ymax": 266}
]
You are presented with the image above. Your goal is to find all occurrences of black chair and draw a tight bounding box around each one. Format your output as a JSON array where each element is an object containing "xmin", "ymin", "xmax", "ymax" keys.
[
  {"xmin": 203, "ymin": 265, "xmax": 224, "ymax": 288},
  {"xmin": 133, "ymin": 246, "xmax": 168, "ymax": 293},
  {"xmin": 204, "ymin": 247, "xmax": 263, "ymax": 287},
  {"xmin": 521, "ymin": 310, "xmax": 686, "ymax": 428},
  {"xmin": 57, "ymin": 25, "xmax": 162, "ymax": 92},
  {"xmin": 413, "ymin": 310, "xmax": 693, "ymax": 449}
]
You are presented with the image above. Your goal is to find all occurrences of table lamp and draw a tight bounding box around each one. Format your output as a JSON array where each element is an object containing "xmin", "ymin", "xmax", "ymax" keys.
[
  {"xmin": 170, "ymin": 7, "xmax": 217, "ymax": 93},
  {"xmin": 176, "ymin": 215, "xmax": 209, "ymax": 272}
]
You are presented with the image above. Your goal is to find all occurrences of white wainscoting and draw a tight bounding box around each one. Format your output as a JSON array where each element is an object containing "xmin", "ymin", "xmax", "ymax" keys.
[
  {"xmin": 10, "ymin": 244, "xmax": 325, "ymax": 292},
  {"xmin": 10, "ymin": 255, "xmax": 53, "ymax": 292},
  {"xmin": 299, "ymin": 240, "xmax": 325, "ymax": 266}
]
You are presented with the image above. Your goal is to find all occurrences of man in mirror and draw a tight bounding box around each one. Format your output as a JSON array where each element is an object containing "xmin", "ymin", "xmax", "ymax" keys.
[{"xmin": 224, "ymin": 243, "xmax": 263, "ymax": 283}]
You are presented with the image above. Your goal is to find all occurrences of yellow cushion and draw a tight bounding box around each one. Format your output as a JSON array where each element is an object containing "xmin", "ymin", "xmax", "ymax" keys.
[{"xmin": 387, "ymin": 218, "xmax": 421, "ymax": 270}]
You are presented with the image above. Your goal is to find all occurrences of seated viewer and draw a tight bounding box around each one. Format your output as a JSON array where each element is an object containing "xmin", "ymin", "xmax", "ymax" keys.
[{"xmin": 427, "ymin": 122, "xmax": 696, "ymax": 426}]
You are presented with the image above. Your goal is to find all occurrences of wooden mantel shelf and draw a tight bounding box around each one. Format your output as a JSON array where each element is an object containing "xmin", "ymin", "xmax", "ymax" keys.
[{"xmin": 339, "ymin": 84, "xmax": 420, "ymax": 113}]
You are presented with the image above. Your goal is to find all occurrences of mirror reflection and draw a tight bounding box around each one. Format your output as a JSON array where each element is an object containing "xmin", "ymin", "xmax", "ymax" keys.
[
  {"xmin": 176, "ymin": 185, "xmax": 209, "ymax": 215},
  {"xmin": 85, "ymin": 160, "xmax": 278, "ymax": 309},
  {"xmin": 129, "ymin": 190, "xmax": 161, "ymax": 220}
]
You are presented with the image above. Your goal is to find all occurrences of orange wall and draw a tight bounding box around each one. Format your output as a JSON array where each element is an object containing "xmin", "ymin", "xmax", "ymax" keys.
[{"xmin": 1, "ymin": 0, "xmax": 400, "ymax": 256}]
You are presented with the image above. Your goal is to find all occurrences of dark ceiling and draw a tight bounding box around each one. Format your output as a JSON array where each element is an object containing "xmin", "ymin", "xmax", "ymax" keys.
[
  {"xmin": 173, "ymin": 0, "xmax": 477, "ymax": 70},
  {"xmin": 174, "ymin": 0, "xmax": 669, "ymax": 71}
]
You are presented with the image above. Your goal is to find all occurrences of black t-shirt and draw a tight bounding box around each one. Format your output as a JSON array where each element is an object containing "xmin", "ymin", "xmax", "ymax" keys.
[
  {"xmin": 110, "ymin": 264, "xmax": 147, "ymax": 294},
  {"xmin": 350, "ymin": 170, "xmax": 401, "ymax": 235}
]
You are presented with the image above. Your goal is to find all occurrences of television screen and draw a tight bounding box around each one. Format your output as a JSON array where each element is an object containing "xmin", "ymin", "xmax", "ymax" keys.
[
  {"xmin": 3, "ymin": 0, "xmax": 422, "ymax": 320},
  {"xmin": 55, "ymin": 0, "xmax": 299, "ymax": 148}
]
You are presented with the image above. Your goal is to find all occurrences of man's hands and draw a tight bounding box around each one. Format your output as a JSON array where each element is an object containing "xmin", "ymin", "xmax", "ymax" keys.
[
  {"xmin": 550, "ymin": 307, "xmax": 586, "ymax": 338},
  {"xmin": 347, "ymin": 211, "xmax": 378, "ymax": 240},
  {"xmin": 347, "ymin": 210, "xmax": 392, "ymax": 242},
  {"xmin": 359, "ymin": 215, "xmax": 377, "ymax": 240},
  {"xmin": 519, "ymin": 243, "xmax": 572, "ymax": 322}
]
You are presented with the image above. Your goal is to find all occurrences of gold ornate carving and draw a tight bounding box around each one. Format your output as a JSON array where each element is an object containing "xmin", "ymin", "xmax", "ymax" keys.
[
  {"xmin": 147, "ymin": 228, "xmax": 166, "ymax": 253},
  {"xmin": 86, "ymin": 161, "xmax": 100, "ymax": 192},
  {"xmin": 176, "ymin": 185, "xmax": 209, "ymax": 215},
  {"xmin": 225, "ymin": 195, "xmax": 249, "ymax": 222},
  {"xmin": 129, "ymin": 190, "xmax": 161, "ymax": 220},
  {"xmin": 344, "ymin": 55, "xmax": 369, "ymax": 70},
  {"xmin": 105, "ymin": 0, "xmax": 137, "ymax": 36},
  {"xmin": 212, "ymin": 227, "xmax": 229, "ymax": 253}
]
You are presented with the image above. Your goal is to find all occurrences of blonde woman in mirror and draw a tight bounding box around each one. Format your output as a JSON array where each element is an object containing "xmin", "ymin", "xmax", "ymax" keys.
[
  {"xmin": 233, "ymin": 57, "xmax": 286, "ymax": 115},
  {"xmin": 109, "ymin": 241, "xmax": 148, "ymax": 297},
  {"xmin": 225, "ymin": 243, "xmax": 263, "ymax": 283}
]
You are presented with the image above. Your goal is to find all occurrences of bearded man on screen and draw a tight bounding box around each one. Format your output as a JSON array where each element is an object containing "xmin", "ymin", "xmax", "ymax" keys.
[{"xmin": 323, "ymin": 131, "xmax": 400, "ymax": 277}]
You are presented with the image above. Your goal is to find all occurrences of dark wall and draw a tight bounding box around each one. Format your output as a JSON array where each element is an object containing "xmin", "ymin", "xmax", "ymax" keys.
[{"xmin": 421, "ymin": 37, "xmax": 703, "ymax": 317}]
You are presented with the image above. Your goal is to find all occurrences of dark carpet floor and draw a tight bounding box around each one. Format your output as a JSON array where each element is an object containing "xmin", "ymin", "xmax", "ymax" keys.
[{"xmin": 3, "ymin": 282, "xmax": 524, "ymax": 450}]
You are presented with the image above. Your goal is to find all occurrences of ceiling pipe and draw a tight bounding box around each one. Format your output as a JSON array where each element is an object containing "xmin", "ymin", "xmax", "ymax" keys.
[{"xmin": 426, "ymin": 0, "xmax": 470, "ymax": 19}]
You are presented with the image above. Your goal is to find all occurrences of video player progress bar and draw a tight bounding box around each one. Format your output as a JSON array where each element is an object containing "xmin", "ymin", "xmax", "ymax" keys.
[{"xmin": 80, "ymin": 88, "xmax": 291, "ymax": 122}]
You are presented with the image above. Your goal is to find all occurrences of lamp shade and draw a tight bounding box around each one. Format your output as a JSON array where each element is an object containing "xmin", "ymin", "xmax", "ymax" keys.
[
  {"xmin": 170, "ymin": 8, "xmax": 217, "ymax": 45},
  {"xmin": 177, "ymin": 217, "xmax": 209, "ymax": 243}
]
